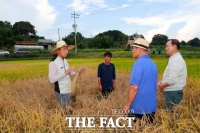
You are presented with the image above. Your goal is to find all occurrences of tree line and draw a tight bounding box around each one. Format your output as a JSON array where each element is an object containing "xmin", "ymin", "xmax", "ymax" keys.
[
  {"xmin": 0, "ymin": 21, "xmax": 44, "ymax": 48},
  {"xmin": 151, "ymin": 34, "xmax": 200, "ymax": 47},
  {"xmin": 62, "ymin": 31, "xmax": 200, "ymax": 49},
  {"xmin": 0, "ymin": 20, "xmax": 200, "ymax": 49}
]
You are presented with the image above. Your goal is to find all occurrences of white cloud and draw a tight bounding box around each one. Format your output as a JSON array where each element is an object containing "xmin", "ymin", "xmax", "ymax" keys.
[
  {"xmin": 143, "ymin": 0, "xmax": 171, "ymax": 2},
  {"xmin": 66, "ymin": 0, "xmax": 108, "ymax": 14},
  {"xmin": 121, "ymin": 0, "xmax": 200, "ymax": 41},
  {"xmin": 56, "ymin": 23, "xmax": 73, "ymax": 30},
  {"xmin": 121, "ymin": 15, "xmax": 174, "ymax": 42},
  {"xmin": 121, "ymin": 15, "xmax": 168, "ymax": 26},
  {"xmin": 0, "ymin": 0, "xmax": 58, "ymax": 32},
  {"xmin": 176, "ymin": 15, "xmax": 200, "ymax": 41},
  {"xmin": 108, "ymin": 4, "xmax": 131, "ymax": 11},
  {"xmin": 145, "ymin": 24, "xmax": 171, "ymax": 42}
]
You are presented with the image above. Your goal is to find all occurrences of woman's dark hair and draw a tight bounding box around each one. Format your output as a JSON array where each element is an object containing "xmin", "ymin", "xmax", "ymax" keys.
[
  {"xmin": 169, "ymin": 39, "xmax": 180, "ymax": 50},
  {"xmin": 104, "ymin": 51, "xmax": 112, "ymax": 58}
]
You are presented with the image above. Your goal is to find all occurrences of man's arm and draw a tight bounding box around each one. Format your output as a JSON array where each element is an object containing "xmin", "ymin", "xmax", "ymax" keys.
[
  {"xmin": 97, "ymin": 64, "xmax": 102, "ymax": 91},
  {"xmin": 49, "ymin": 62, "xmax": 74, "ymax": 83},
  {"xmin": 98, "ymin": 78, "xmax": 102, "ymax": 91},
  {"xmin": 157, "ymin": 81, "xmax": 169, "ymax": 90},
  {"xmin": 69, "ymin": 71, "xmax": 76, "ymax": 76},
  {"xmin": 113, "ymin": 64, "xmax": 116, "ymax": 90},
  {"xmin": 158, "ymin": 60, "xmax": 182, "ymax": 90},
  {"xmin": 49, "ymin": 62, "xmax": 65, "ymax": 83},
  {"xmin": 113, "ymin": 79, "xmax": 116, "ymax": 90},
  {"xmin": 124, "ymin": 85, "xmax": 138, "ymax": 114}
]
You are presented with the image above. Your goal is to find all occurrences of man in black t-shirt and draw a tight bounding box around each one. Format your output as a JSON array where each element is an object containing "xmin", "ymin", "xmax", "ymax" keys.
[{"xmin": 97, "ymin": 51, "xmax": 116, "ymax": 99}]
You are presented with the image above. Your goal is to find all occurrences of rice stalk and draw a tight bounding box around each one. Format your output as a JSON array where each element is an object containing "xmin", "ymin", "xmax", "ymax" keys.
[
  {"xmin": 69, "ymin": 68, "xmax": 85, "ymax": 94},
  {"xmin": 69, "ymin": 73, "xmax": 79, "ymax": 94}
]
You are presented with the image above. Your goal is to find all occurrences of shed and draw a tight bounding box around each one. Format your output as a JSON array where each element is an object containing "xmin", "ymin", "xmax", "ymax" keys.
[{"xmin": 38, "ymin": 39, "xmax": 56, "ymax": 50}]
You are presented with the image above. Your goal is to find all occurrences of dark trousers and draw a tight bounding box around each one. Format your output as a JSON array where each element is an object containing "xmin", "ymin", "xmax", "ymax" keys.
[
  {"xmin": 128, "ymin": 112, "xmax": 155, "ymax": 124},
  {"xmin": 164, "ymin": 90, "xmax": 183, "ymax": 110},
  {"xmin": 101, "ymin": 88, "xmax": 114, "ymax": 99}
]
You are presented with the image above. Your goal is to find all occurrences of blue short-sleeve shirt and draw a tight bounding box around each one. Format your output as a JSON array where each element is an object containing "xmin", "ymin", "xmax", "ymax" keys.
[{"xmin": 130, "ymin": 55, "xmax": 158, "ymax": 114}]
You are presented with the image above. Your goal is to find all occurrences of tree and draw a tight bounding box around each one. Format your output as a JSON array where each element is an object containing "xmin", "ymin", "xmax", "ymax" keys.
[
  {"xmin": 89, "ymin": 35, "xmax": 114, "ymax": 48},
  {"xmin": 187, "ymin": 38, "xmax": 200, "ymax": 47},
  {"xmin": 62, "ymin": 32, "xmax": 86, "ymax": 49},
  {"xmin": 151, "ymin": 34, "xmax": 168, "ymax": 45},
  {"xmin": 63, "ymin": 32, "xmax": 85, "ymax": 44},
  {"xmin": 96, "ymin": 30, "xmax": 124, "ymax": 41},
  {"xmin": 180, "ymin": 40, "xmax": 186, "ymax": 46},
  {"xmin": 94, "ymin": 30, "xmax": 127, "ymax": 48},
  {"xmin": 130, "ymin": 32, "xmax": 145, "ymax": 40},
  {"xmin": 99, "ymin": 35, "xmax": 114, "ymax": 48},
  {"xmin": 0, "ymin": 21, "xmax": 12, "ymax": 29},
  {"xmin": 13, "ymin": 21, "xmax": 36, "ymax": 37},
  {"xmin": 0, "ymin": 21, "xmax": 14, "ymax": 48}
]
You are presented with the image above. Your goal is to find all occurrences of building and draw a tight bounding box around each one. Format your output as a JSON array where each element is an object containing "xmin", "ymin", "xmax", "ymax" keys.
[
  {"xmin": 38, "ymin": 39, "xmax": 56, "ymax": 50},
  {"xmin": 16, "ymin": 41, "xmax": 37, "ymax": 46},
  {"xmin": 125, "ymin": 36, "xmax": 139, "ymax": 49}
]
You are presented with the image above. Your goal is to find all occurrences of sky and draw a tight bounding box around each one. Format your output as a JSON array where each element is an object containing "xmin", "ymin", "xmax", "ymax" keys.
[{"xmin": 1, "ymin": 0, "xmax": 200, "ymax": 42}]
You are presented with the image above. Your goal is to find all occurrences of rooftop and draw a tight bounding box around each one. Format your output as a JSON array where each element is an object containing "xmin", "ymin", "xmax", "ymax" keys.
[{"xmin": 38, "ymin": 39, "xmax": 56, "ymax": 43}]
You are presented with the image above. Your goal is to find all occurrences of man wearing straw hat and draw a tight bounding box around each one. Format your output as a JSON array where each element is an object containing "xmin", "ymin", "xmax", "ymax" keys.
[
  {"xmin": 124, "ymin": 38, "xmax": 158, "ymax": 123},
  {"xmin": 48, "ymin": 40, "xmax": 80, "ymax": 109}
]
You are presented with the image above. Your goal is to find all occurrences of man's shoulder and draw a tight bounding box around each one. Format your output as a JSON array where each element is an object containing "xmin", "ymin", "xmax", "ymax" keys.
[
  {"xmin": 135, "ymin": 57, "xmax": 154, "ymax": 67},
  {"xmin": 134, "ymin": 58, "xmax": 143, "ymax": 64},
  {"xmin": 50, "ymin": 55, "xmax": 57, "ymax": 62},
  {"xmin": 170, "ymin": 53, "xmax": 185, "ymax": 62},
  {"xmin": 110, "ymin": 63, "xmax": 115, "ymax": 66},
  {"xmin": 98, "ymin": 62, "xmax": 104, "ymax": 67}
]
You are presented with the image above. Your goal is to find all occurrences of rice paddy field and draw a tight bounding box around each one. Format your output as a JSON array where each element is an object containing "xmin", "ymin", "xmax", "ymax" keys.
[{"xmin": 0, "ymin": 57, "xmax": 200, "ymax": 133}]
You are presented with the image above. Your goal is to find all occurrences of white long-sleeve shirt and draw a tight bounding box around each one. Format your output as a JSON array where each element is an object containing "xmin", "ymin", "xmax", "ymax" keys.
[
  {"xmin": 48, "ymin": 56, "xmax": 76, "ymax": 94},
  {"xmin": 162, "ymin": 52, "xmax": 187, "ymax": 91}
]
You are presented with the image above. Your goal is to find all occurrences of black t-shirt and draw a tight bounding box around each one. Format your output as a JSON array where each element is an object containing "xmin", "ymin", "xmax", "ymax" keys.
[{"xmin": 98, "ymin": 63, "xmax": 116, "ymax": 90}]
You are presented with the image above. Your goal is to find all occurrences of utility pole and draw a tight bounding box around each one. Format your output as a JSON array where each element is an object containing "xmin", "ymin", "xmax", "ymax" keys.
[
  {"xmin": 58, "ymin": 28, "xmax": 60, "ymax": 40},
  {"xmin": 71, "ymin": 10, "xmax": 79, "ymax": 54}
]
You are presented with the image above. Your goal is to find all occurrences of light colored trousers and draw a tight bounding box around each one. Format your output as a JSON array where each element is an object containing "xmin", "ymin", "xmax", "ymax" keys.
[{"xmin": 56, "ymin": 92, "xmax": 71, "ymax": 109}]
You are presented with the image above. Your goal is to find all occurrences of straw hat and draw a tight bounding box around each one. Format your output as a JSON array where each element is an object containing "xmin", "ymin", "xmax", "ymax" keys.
[
  {"xmin": 132, "ymin": 38, "xmax": 149, "ymax": 50},
  {"xmin": 50, "ymin": 40, "xmax": 75, "ymax": 54}
]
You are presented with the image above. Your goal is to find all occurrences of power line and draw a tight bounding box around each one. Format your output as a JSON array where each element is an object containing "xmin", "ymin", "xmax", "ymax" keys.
[{"xmin": 71, "ymin": 9, "xmax": 80, "ymax": 54}]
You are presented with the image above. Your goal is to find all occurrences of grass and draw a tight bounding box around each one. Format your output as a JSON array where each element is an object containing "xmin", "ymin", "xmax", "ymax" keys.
[
  {"xmin": 0, "ymin": 58, "xmax": 200, "ymax": 132},
  {"xmin": 1, "ymin": 46, "xmax": 200, "ymax": 61}
]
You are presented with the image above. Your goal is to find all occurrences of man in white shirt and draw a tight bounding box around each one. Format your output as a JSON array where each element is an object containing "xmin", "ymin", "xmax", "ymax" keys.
[
  {"xmin": 157, "ymin": 39, "xmax": 187, "ymax": 111},
  {"xmin": 49, "ymin": 40, "xmax": 81, "ymax": 109}
]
